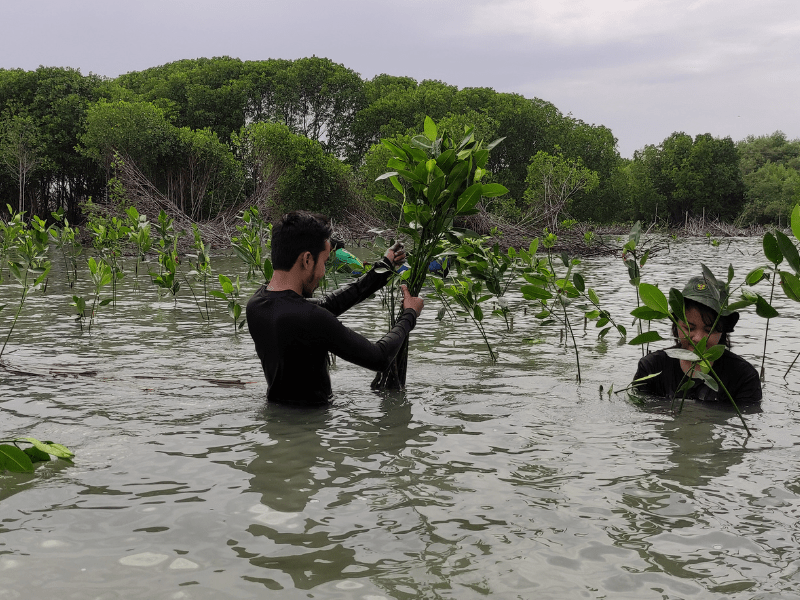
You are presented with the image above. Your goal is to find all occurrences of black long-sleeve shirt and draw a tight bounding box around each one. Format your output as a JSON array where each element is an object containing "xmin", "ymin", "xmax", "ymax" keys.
[
  {"xmin": 633, "ymin": 348, "xmax": 762, "ymax": 404},
  {"xmin": 246, "ymin": 259, "xmax": 416, "ymax": 405}
]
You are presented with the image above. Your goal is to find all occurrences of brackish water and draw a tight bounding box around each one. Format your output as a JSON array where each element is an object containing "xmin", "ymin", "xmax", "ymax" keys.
[{"xmin": 1, "ymin": 237, "xmax": 799, "ymax": 599}]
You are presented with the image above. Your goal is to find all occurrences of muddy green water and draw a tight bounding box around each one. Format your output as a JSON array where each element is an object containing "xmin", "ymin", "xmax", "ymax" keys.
[{"xmin": 1, "ymin": 237, "xmax": 799, "ymax": 599}]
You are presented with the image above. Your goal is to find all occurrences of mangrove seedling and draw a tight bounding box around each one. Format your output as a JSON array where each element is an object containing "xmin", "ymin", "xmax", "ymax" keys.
[
  {"xmin": 519, "ymin": 235, "xmax": 625, "ymax": 383},
  {"xmin": 89, "ymin": 214, "xmax": 128, "ymax": 306},
  {"xmin": 370, "ymin": 116, "xmax": 507, "ymax": 389},
  {"xmin": 622, "ymin": 221, "xmax": 652, "ymax": 356},
  {"xmin": 151, "ymin": 247, "xmax": 181, "ymax": 303},
  {"xmin": 450, "ymin": 231, "xmax": 519, "ymax": 331},
  {"xmin": 49, "ymin": 208, "xmax": 82, "ymax": 288},
  {"xmin": 0, "ymin": 436, "xmax": 74, "ymax": 473},
  {"xmin": 73, "ymin": 256, "xmax": 113, "ymax": 332},
  {"xmin": 125, "ymin": 206, "xmax": 152, "ymax": 287},
  {"xmin": 183, "ymin": 224, "xmax": 213, "ymax": 321},
  {"xmin": 210, "ymin": 274, "xmax": 246, "ymax": 333},
  {"xmin": 1, "ymin": 215, "xmax": 51, "ymax": 357},
  {"xmin": 766, "ymin": 203, "xmax": 800, "ymax": 377},
  {"xmin": 0, "ymin": 205, "xmax": 26, "ymax": 284},
  {"xmin": 231, "ymin": 207, "xmax": 273, "ymax": 282},
  {"xmin": 435, "ymin": 277, "xmax": 497, "ymax": 361}
]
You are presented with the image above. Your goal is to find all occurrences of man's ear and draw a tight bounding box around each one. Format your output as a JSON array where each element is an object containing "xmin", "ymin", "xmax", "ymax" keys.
[{"xmin": 297, "ymin": 251, "xmax": 314, "ymax": 271}]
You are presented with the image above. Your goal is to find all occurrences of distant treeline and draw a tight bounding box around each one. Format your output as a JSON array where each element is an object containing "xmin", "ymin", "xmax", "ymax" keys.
[{"xmin": 0, "ymin": 57, "xmax": 798, "ymax": 226}]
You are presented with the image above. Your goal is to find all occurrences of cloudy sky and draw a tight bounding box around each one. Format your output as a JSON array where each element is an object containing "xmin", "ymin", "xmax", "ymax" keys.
[{"xmin": 4, "ymin": 0, "xmax": 798, "ymax": 157}]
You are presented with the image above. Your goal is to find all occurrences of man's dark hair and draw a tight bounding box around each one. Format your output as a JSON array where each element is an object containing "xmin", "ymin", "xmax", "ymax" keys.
[{"xmin": 271, "ymin": 211, "xmax": 332, "ymax": 271}]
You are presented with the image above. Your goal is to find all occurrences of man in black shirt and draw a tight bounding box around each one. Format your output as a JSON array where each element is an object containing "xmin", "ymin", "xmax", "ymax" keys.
[{"xmin": 246, "ymin": 211, "xmax": 423, "ymax": 405}]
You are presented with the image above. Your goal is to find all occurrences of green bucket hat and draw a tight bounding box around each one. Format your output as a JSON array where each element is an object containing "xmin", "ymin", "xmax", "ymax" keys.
[
  {"xmin": 679, "ymin": 276, "xmax": 730, "ymax": 314},
  {"xmin": 677, "ymin": 276, "xmax": 740, "ymax": 331}
]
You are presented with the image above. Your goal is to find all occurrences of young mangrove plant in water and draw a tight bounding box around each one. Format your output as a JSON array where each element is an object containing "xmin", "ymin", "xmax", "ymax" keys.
[
  {"xmin": 78, "ymin": 256, "xmax": 114, "ymax": 332},
  {"xmin": 0, "ymin": 205, "xmax": 26, "ymax": 284},
  {"xmin": 150, "ymin": 211, "xmax": 182, "ymax": 303},
  {"xmin": 125, "ymin": 206, "xmax": 152, "ymax": 288},
  {"xmin": 231, "ymin": 207, "xmax": 273, "ymax": 282},
  {"xmin": 0, "ymin": 436, "xmax": 74, "ymax": 473},
  {"xmin": 184, "ymin": 224, "xmax": 213, "ymax": 322},
  {"xmin": 371, "ymin": 117, "xmax": 507, "ymax": 389},
  {"xmin": 622, "ymin": 221, "xmax": 653, "ymax": 356},
  {"xmin": 49, "ymin": 208, "xmax": 82, "ymax": 288},
  {"xmin": 433, "ymin": 276, "xmax": 497, "ymax": 361},
  {"xmin": 759, "ymin": 203, "xmax": 800, "ymax": 378},
  {"xmin": 0, "ymin": 214, "xmax": 51, "ymax": 358},
  {"xmin": 89, "ymin": 214, "xmax": 128, "ymax": 306},
  {"xmin": 211, "ymin": 274, "xmax": 246, "ymax": 333},
  {"xmin": 450, "ymin": 230, "xmax": 520, "ymax": 332},
  {"xmin": 519, "ymin": 233, "xmax": 626, "ymax": 383}
]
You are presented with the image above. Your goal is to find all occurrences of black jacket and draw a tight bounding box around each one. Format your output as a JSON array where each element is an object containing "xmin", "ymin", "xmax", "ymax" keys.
[{"xmin": 246, "ymin": 259, "xmax": 416, "ymax": 405}]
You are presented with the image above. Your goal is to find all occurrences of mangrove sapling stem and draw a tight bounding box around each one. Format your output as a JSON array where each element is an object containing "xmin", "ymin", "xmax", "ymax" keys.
[
  {"xmin": 562, "ymin": 301, "xmax": 581, "ymax": 382},
  {"xmin": 183, "ymin": 275, "xmax": 208, "ymax": 321},
  {"xmin": 785, "ymin": 350, "xmax": 800, "ymax": 379},
  {"xmin": 0, "ymin": 272, "xmax": 28, "ymax": 358},
  {"xmin": 760, "ymin": 273, "xmax": 777, "ymax": 379}
]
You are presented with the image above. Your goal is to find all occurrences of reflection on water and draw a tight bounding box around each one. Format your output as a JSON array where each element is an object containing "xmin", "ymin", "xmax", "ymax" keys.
[{"xmin": 2, "ymin": 238, "xmax": 800, "ymax": 598}]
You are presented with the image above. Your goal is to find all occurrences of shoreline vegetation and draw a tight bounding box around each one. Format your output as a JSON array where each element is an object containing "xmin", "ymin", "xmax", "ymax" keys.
[{"xmin": 0, "ymin": 56, "xmax": 798, "ymax": 247}]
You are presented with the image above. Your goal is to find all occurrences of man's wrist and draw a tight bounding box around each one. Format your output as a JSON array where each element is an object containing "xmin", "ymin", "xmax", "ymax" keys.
[{"xmin": 377, "ymin": 256, "xmax": 394, "ymax": 272}]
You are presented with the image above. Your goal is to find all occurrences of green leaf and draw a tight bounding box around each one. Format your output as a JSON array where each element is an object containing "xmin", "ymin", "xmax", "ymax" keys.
[
  {"xmin": 755, "ymin": 295, "xmax": 779, "ymax": 319},
  {"xmin": 0, "ymin": 444, "xmax": 34, "ymax": 473},
  {"xmin": 480, "ymin": 183, "xmax": 509, "ymax": 198},
  {"xmin": 390, "ymin": 176, "xmax": 404, "ymax": 194},
  {"xmin": 20, "ymin": 437, "xmax": 74, "ymax": 459},
  {"xmin": 473, "ymin": 305, "xmax": 483, "ymax": 321},
  {"xmin": 520, "ymin": 285, "xmax": 553, "ymax": 300},
  {"xmin": 696, "ymin": 371, "xmax": 719, "ymax": 391},
  {"xmin": 629, "ymin": 331, "xmax": 664, "ymax": 345},
  {"xmin": 630, "ymin": 306, "xmax": 669, "ymax": 320},
  {"xmin": 219, "ymin": 274, "xmax": 233, "ymax": 294},
  {"xmin": 209, "ymin": 290, "xmax": 228, "ymax": 301},
  {"xmin": 456, "ymin": 183, "xmax": 483, "ymax": 215},
  {"xmin": 745, "ymin": 267, "xmax": 765, "ymax": 286},
  {"xmin": 703, "ymin": 344, "xmax": 726, "ymax": 363},
  {"xmin": 780, "ymin": 271, "xmax": 800, "ymax": 302},
  {"xmin": 24, "ymin": 447, "xmax": 51, "ymax": 463},
  {"xmin": 791, "ymin": 204, "xmax": 800, "ymax": 242},
  {"xmin": 598, "ymin": 326, "xmax": 611, "ymax": 339},
  {"xmin": 727, "ymin": 298, "xmax": 755, "ymax": 312},
  {"xmin": 423, "ymin": 116, "xmax": 437, "ymax": 142},
  {"xmin": 775, "ymin": 231, "xmax": 800, "ymax": 274},
  {"xmin": 668, "ymin": 288, "xmax": 685, "ymax": 319},
  {"xmin": 664, "ymin": 348, "xmax": 701, "ymax": 361},
  {"xmin": 763, "ymin": 232, "xmax": 783, "ymax": 265},
  {"xmin": 638, "ymin": 283, "xmax": 670, "ymax": 315},
  {"xmin": 616, "ymin": 324, "xmax": 627, "ymax": 336},
  {"xmin": 572, "ymin": 273, "xmax": 585, "ymax": 293},
  {"xmin": 588, "ymin": 289, "xmax": 600, "ymax": 305}
]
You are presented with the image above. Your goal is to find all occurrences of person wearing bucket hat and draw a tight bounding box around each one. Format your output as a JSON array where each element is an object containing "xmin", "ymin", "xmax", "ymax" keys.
[{"xmin": 632, "ymin": 275, "xmax": 762, "ymax": 404}]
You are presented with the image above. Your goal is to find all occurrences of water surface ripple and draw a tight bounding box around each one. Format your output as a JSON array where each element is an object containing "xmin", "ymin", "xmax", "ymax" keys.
[{"xmin": 1, "ymin": 238, "xmax": 799, "ymax": 599}]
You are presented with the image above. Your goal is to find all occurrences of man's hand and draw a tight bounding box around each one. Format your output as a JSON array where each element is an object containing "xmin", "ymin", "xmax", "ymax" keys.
[
  {"xmin": 401, "ymin": 284, "xmax": 423, "ymax": 317},
  {"xmin": 385, "ymin": 242, "xmax": 407, "ymax": 268}
]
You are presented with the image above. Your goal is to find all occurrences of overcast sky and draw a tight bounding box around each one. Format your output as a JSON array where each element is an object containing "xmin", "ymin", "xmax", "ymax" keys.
[{"xmin": 4, "ymin": 0, "xmax": 798, "ymax": 157}]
